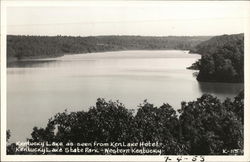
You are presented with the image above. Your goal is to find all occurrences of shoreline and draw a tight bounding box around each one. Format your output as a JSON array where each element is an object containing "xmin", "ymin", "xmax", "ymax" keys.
[{"xmin": 7, "ymin": 49, "xmax": 191, "ymax": 62}]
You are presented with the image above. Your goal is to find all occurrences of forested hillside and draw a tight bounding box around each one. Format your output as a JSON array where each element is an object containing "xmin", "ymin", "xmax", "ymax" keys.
[
  {"xmin": 7, "ymin": 35, "xmax": 211, "ymax": 60},
  {"xmin": 189, "ymin": 34, "xmax": 244, "ymax": 83}
]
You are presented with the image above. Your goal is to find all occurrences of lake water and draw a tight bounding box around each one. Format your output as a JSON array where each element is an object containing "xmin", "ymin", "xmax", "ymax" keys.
[{"xmin": 7, "ymin": 50, "xmax": 243, "ymax": 142}]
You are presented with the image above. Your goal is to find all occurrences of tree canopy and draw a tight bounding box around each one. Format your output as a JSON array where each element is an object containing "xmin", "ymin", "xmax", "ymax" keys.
[
  {"xmin": 189, "ymin": 34, "xmax": 244, "ymax": 83},
  {"xmin": 7, "ymin": 35, "xmax": 211, "ymax": 61},
  {"xmin": 7, "ymin": 91, "xmax": 244, "ymax": 155}
]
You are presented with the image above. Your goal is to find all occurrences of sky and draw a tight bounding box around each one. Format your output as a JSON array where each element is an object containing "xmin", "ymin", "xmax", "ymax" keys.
[{"xmin": 6, "ymin": 1, "xmax": 250, "ymax": 36}]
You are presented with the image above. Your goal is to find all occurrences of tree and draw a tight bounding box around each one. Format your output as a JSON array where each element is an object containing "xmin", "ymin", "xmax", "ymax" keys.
[
  {"xmin": 134, "ymin": 100, "xmax": 184, "ymax": 154},
  {"xmin": 30, "ymin": 98, "xmax": 135, "ymax": 144},
  {"xmin": 7, "ymin": 35, "xmax": 210, "ymax": 62},
  {"xmin": 16, "ymin": 92, "xmax": 243, "ymax": 155},
  {"xmin": 178, "ymin": 94, "xmax": 243, "ymax": 155},
  {"xmin": 197, "ymin": 54, "xmax": 215, "ymax": 81},
  {"xmin": 192, "ymin": 34, "xmax": 244, "ymax": 83},
  {"xmin": 6, "ymin": 130, "xmax": 17, "ymax": 154}
]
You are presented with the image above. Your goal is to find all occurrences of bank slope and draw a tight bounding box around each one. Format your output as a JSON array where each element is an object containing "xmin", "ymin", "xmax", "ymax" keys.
[
  {"xmin": 7, "ymin": 35, "xmax": 211, "ymax": 61},
  {"xmin": 190, "ymin": 33, "xmax": 244, "ymax": 83}
]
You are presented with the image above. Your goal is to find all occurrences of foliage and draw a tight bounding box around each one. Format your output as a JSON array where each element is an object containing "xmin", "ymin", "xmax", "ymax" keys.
[
  {"xmin": 133, "ymin": 100, "xmax": 184, "ymax": 154},
  {"xmin": 7, "ymin": 91, "xmax": 244, "ymax": 155},
  {"xmin": 7, "ymin": 35, "xmax": 211, "ymax": 61},
  {"xmin": 6, "ymin": 130, "xmax": 11, "ymax": 142},
  {"xmin": 6, "ymin": 130, "xmax": 17, "ymax": 154},
  {"xmin": 178, "ymin": 93, "xmax": 243, "ymax": 155},
  {"xmin": 190, "ymin": 34, "xmax": 244, "ymax": 83},
  {"xmin": 30, "ymin": 99, "xmax": 135, "ymax": 144},
  {"xmin": 186, "ymin": 59, "xmax": 201, "ymax": 70}
]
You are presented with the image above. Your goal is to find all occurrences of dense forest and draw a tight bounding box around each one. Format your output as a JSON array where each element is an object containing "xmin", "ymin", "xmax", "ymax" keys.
[
  {"xmin": 7, "ymin": 92, "xmax": 244, "ymax": 155},
  {"xmin": 7, "ymin": 35, "xmax": 211, "ymax": 61},
  {"xmin": 7, "ymin": 34, "xmax": 244, "ymax": 83},
  {"xmin": 189, "ymin": 34, "xmax": 244, "ymax": 83}
]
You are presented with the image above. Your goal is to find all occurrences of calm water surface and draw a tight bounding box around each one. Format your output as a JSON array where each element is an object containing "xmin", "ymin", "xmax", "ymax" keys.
[{"xmin": 7, "ymin": 50, "xmax": 243, "ymax": 142}]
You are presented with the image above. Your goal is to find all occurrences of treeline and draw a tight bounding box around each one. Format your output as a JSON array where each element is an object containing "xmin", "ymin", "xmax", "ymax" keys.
[
  {"xmin": 7, "ymin": 91, "xmax": 244, "ymax": 155},
  {"xmin": 189, "ymin": 33, "xmax": 244, "ymax": 83},
  {"xmin": 7, "ymin": 35, "xmax": 210, "ymax": 60}
]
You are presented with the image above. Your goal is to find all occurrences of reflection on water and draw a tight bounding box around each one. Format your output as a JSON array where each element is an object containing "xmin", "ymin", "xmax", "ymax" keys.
[
  {"xmin": 7, "ymin": 50, "xmax": 243, "ymax": 142},
  {"xmin": 7, "ymin": 60, "xmax": 56, "ymax": 68},
  {"xmin": 198, "ymin": 82, "xmax": 243, "ymax": 100}
]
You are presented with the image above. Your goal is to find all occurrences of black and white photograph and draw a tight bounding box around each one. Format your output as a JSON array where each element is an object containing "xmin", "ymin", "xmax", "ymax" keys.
[{"xmin": 1, "ymin": 0, "xmax": 250, "ymax": 161}]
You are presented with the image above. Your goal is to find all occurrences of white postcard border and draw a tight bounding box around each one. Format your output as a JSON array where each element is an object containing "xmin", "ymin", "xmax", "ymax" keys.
[{"xmin": 1, "ymin": 1, "xmax": 250, "ymax": 161}]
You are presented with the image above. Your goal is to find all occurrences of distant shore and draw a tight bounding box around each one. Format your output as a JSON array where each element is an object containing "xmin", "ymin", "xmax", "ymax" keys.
[
  {"xmin": 7, "ymin": 35, "xmax": 210, "ymax": 62},
  {"xmin": 7, "ymin": 49, "xmax": 192, "ymax": 64}
]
